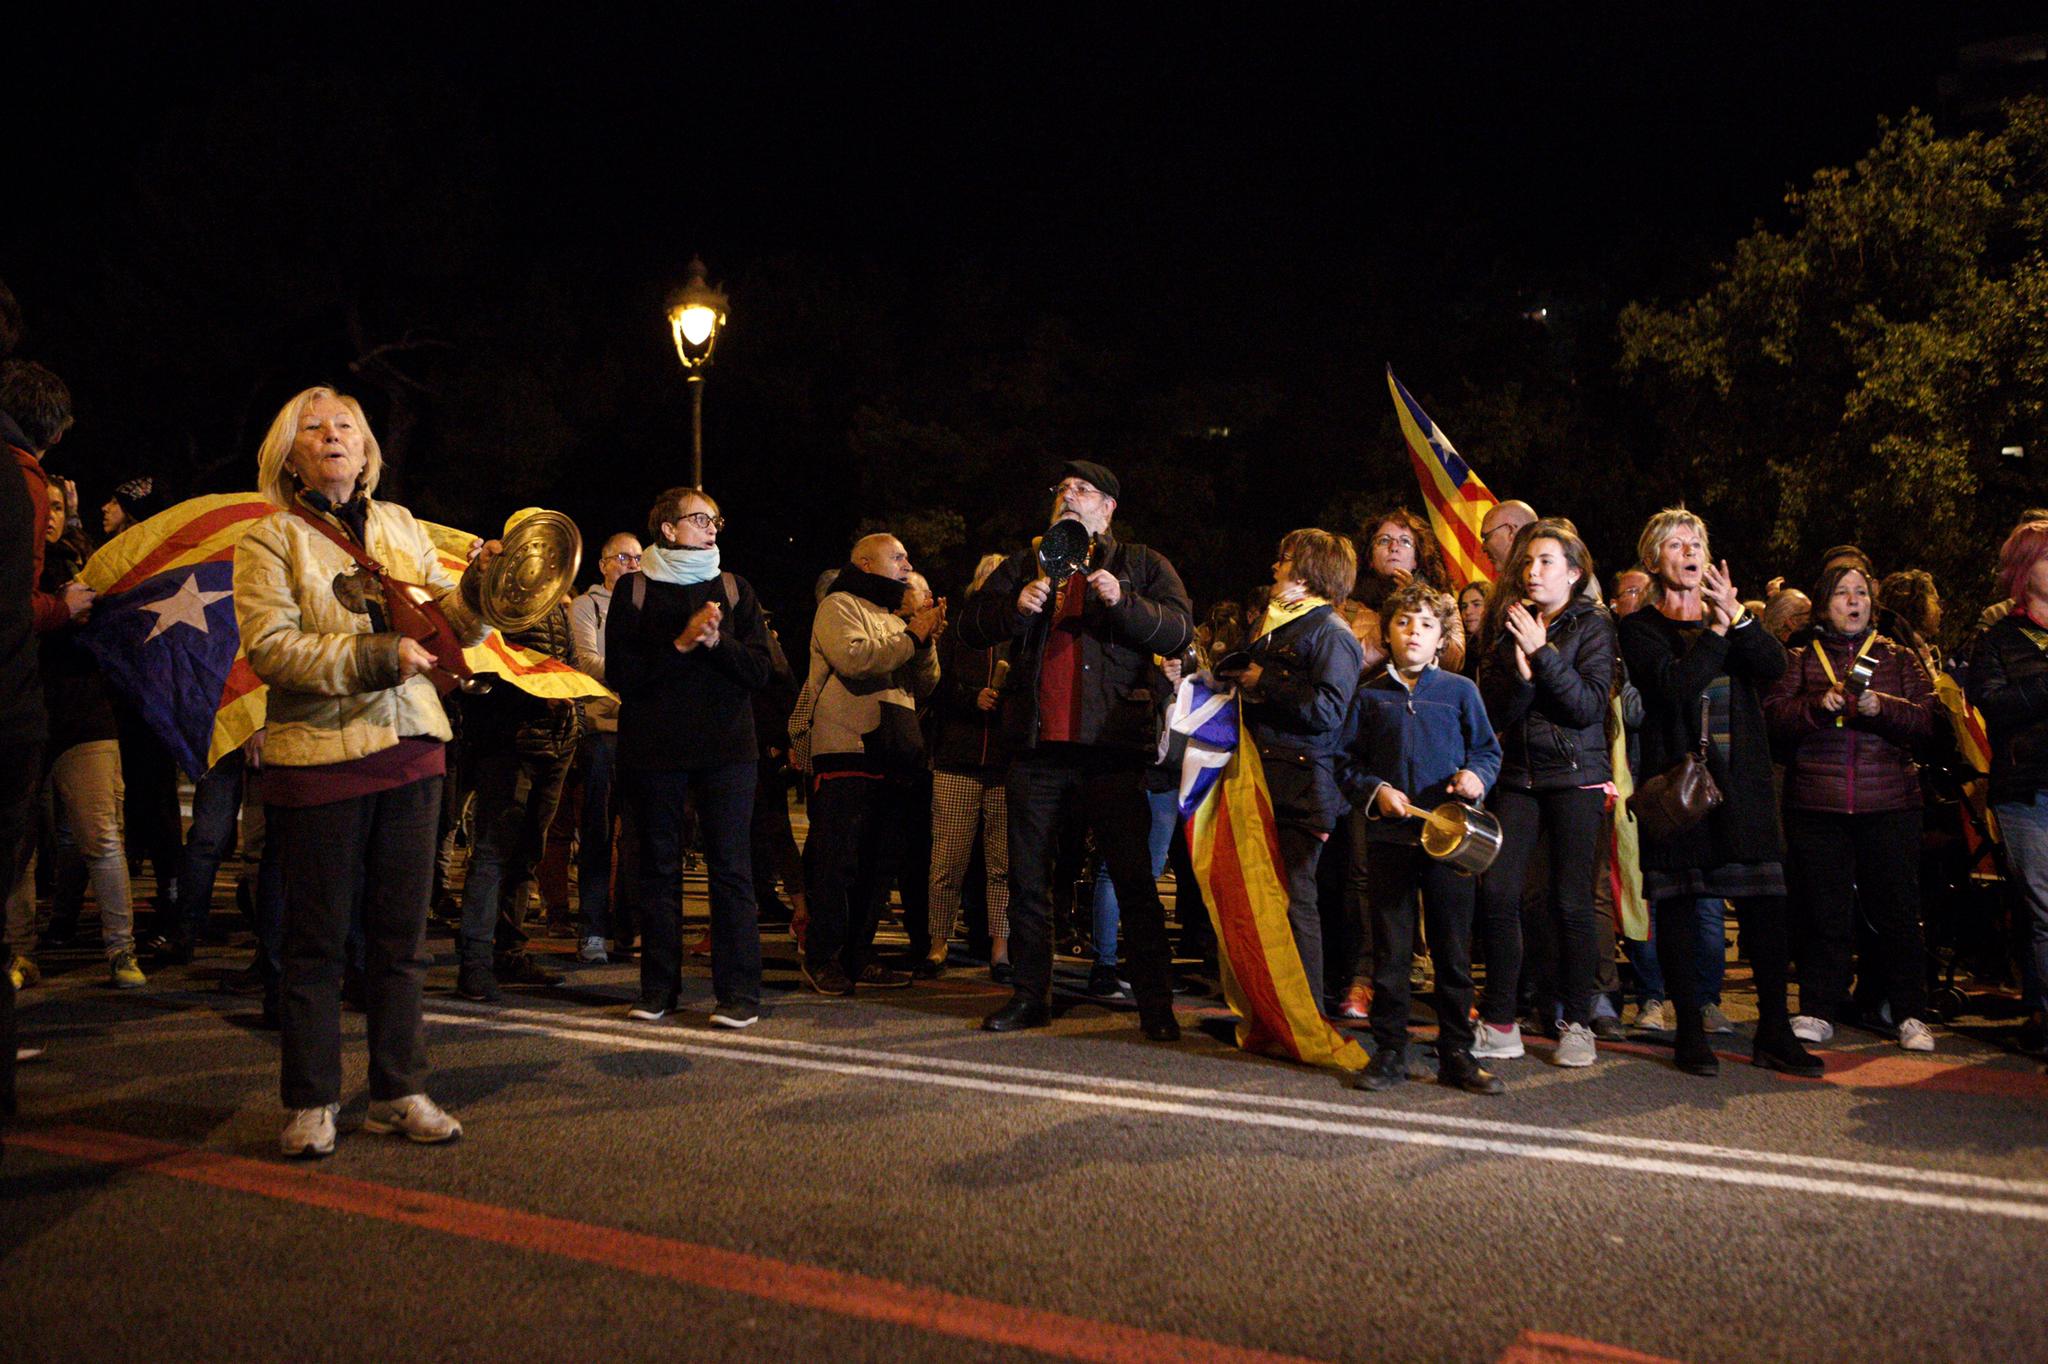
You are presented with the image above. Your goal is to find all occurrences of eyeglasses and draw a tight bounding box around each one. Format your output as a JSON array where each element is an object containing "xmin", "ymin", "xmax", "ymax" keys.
[
  {"xmin": 1048, "ymin": 480, "xmax": 1102, "ymax": 499},
  {"xmin": 1372, "ymin": 535, "xmax": 1416, "ymax": 551},
  {"xmin": 677, "ymin": 512, "xmax": 725, "ymax": 531},
  {"xmin": 610, "ymin": 551, "xmax": 643, "ymax": 565}
]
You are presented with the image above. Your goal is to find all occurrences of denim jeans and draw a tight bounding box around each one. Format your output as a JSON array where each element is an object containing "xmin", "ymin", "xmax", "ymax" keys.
[
  {"xmin": 628, "ymin": 762, "xmax": 760, "ymax": 1010},
  {"xmin": 458, "ymin": 739, "xmax": 574, "ymax": 968},
  {"xmin": 1994, "ymin": 792, "xmax": 2048, "ymax": 1013},
  {"xmin": 1088, "ymin": 788, "xmax": 1177, "ymax": 967},
  {"xmin": 178, "ymin": 750, "xmax": 246, "ymax": 938},
  {"xmin": 48, "ymin": 741, "xmax": 134, "ymax": 956}
]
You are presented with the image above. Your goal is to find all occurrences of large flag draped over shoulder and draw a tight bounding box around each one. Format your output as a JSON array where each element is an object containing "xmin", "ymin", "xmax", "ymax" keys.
[
  {"xmin": 1172, "ymin": 677, "xmax": 1368, "ymax": 1073},
  {"xmin": 1387, "ymin": 366, "xmax": 1498, "ymax": 589},
  {"xmin": 78, "ymin": 494, "xmax": 610, "ymax": 778}
]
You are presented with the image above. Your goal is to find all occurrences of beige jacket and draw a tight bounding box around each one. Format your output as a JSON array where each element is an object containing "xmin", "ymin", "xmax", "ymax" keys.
[
  {"xmin": 803, "ymin": 590, "xmax": 939, "ymax": 759},
  {"xmin": 234, "ymin": 498, "xmax": 488, "ymax": 767}
]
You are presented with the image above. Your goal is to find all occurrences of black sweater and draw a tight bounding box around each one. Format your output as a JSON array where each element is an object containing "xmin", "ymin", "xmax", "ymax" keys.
[
  {"xmin": 606, "ymin": 571, "xmax": 773, "ymax": 771},
  {"xmin": 1619, "ymin": 609, "xmax": 1788, "ymax": 871}
]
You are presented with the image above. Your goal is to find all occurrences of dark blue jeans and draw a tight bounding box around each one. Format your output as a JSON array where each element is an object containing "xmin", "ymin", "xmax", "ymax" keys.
[
  {"xmin": 627, "ymin": 762, "xmax": 760, "ymax": 1010},
  {"xmin": 576, "ymin": 731, "xmax": 618, "ymax": 938},
  {"xmin": 458, "ymin": 738, "xmax": 574, "ymax": 968},
  {"xmin": 177, "ymin": 750, "xmax": 246, "ymax": 937}
]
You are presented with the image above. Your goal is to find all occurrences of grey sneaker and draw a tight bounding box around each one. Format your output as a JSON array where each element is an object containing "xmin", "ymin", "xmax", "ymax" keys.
[
  {"xmin": 1634, "ymin": 999, "xmax": 1670, "ymax": 1033},
  {"xmin": 1702, "ymin": 1003, "xmax": 1735, "ymax": 1034},
  {"xmin": 363, "ymin": 1093, "xmax": 463, "ymax": 1144},
  {"xmin": 1471, "ymin": 1021, "xmax": 1525, "ymax": 1060},
  {"xmin": 577, "ymin": 935, "xmax": 609, "ymax": 964},
  {"xmin": 1554, "ymin": 1021, "xmax": 1597, "ymax": 1068},
  {"xmin": 281, "ymin": 1103, "xmax": 339, "ymax": 1158}
]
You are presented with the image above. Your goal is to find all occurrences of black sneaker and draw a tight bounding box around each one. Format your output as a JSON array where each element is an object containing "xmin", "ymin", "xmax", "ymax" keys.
[
  {"xmin": 1087, "ymin": 964, "xmax": 1126, "ymax": 998},
  {"xmin": 495, "ymin": 954, "xmax": 566, "ymax": 987},
  {"xmin": 989, "ymin": 961, "xmax": 1015, "ymax": 986},
  {"xmin": 456, "ymin": 962, "xmax": 502, "ymax": 1002},
  {"xmin": 801, "ymin": 960, "xmax": 856, "ymax": 996},
  {"xmin": 1352, "ymin": 1044, "xmax": 1408, "ymax": 1091},
  {"xmin": 858, "ymin": 963, "xmax": 913, "ymax": 989},
  {"xmin": 218, "ymin": 962, "xmax": 269, "ymax": 996}
]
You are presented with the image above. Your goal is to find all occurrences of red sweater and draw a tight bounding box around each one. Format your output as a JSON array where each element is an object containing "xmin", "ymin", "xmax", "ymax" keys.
[{"xmin": 10, "ymin": 445, "xmax": 68, "ymax": 633}]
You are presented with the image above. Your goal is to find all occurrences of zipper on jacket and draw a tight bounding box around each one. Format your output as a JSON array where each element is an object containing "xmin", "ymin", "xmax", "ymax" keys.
[{"xmin": 1845, "ymin": 729, "xmax": 1856, "ymax": 814}]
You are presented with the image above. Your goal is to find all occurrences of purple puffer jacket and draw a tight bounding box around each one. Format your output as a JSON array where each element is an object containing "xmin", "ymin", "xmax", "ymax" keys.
[{"xmin": 1763, "ymin": 629, "xmax": 1935, "ymax": 813}]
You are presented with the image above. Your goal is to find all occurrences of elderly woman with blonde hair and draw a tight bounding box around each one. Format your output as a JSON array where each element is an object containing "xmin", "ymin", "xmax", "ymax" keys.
[
  {"xmin": 1617, "ymin": 506, "xmax": 1820, "ymax": 1079},
  {"xmin": 235, "ymin": 385, "xmax": 496, "ymax": 1157}
]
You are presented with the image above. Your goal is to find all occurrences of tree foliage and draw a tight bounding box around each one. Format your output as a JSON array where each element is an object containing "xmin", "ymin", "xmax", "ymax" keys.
[{"xmin": 1619, "ymin": 98, "xmax": 2048, "ymax": 609}]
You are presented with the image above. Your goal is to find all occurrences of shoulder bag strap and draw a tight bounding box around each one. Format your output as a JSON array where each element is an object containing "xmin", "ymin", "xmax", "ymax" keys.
[{"xmin": 287, "ymin": 502, "xmax": 386, "ymax": 575}]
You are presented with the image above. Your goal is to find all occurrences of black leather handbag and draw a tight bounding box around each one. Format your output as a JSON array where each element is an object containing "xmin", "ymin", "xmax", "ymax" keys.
[{"xmin": 1630, "ymin": 695, "xmax": 1723, "ymax": 840}]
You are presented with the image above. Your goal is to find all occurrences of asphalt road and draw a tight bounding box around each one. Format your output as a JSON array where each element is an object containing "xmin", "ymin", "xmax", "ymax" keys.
[{"xmin": 7, "ymin": 892, "xmax": 2047, "ymax": 1364}]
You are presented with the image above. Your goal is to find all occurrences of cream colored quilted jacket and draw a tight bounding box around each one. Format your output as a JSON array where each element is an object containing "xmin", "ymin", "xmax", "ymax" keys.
[{"xmin": 234, "ymin": 498, "xmax": 488, "ymax": 767}]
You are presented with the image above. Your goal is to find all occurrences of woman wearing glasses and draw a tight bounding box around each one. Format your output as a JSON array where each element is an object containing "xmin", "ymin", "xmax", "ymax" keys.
[{"xmin": 606, "ymin": 486, "xmax": 774, "ymax": 1026}]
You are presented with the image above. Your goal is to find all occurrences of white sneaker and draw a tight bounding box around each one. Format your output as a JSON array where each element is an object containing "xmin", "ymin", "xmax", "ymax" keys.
[
  {"xmin": 1790, "ymin": 1014, "xmax": 1835, "ymax": 1044},
  {"xmin": 1553, "ymin": 1021, "xmax": 1597, "ymax": 1068},
  {"xmin": 577, "ymin": 935, "xmax": 609, "ymax": 964},
  {"xmin": 1471, "ymin": 1021, "xmax": 1525, "ymax": 1059},
  {"xmin": 1633, "ymin": 999, "xmax": 1669, "ymax": 1032},
  {"xmin": 363, "ymin": 1093, "xmax": 463, "ymax": 1144},
  {"xmin": 709, "ymin": 1006, "xmax": 758, "ymax": 1030},
  {"xmin": 1701, "ymin": 1003, "xmax": 1735, "ymax": 1034},
  {"xmin": 281, "ymin": 1103, "xmax": 339, "ymax": 1158},
  {"xmin": 1898, "ymin": 1017, "xmax": 1936, "ymax": 1053}
]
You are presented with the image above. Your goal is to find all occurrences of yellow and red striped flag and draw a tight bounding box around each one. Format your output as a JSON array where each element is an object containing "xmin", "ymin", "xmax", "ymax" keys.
[
  {"xmin": 1175, "ymin": 681, "xmax": 1368, "ymax": 1072},
  {"xmin": 79, "ymin": 494, "xmax": 609, "ymax": 775},
  {"xmin": 1387, "ymin": 366, "xmax": 1499, "ymax": 588}
]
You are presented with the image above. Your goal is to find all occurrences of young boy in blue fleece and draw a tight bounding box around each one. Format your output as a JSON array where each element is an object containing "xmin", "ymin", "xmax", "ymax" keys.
[{"xmin": 1337, "ymin": 583, "xmax": 1505, "ymax": 1094}]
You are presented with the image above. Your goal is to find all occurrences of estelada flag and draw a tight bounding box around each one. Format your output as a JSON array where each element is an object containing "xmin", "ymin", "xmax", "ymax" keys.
[
  {"xmin": 1387, "ymin": 366, "xmax": 1498, "ymax": 588},
  {"xmin": 78, "ymin": 493, "xmax": 611, "ymax": 778},
  {"xmin": 1172, "ymin": 676, "xmax": 1368, "ymax": 1073}
]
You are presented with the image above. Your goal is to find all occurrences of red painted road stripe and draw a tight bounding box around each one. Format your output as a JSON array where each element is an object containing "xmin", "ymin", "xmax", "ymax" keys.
[
  {"xmin": 11, "ymin": 1124, "xmax": 1319, "ymax": 1364},
  {"xmin": 1497, "ymin": 1330, "xmax": 1681, "ymax": 1364}
]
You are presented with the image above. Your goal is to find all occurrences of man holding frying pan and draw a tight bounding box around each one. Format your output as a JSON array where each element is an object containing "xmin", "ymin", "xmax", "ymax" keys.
[{"xmin": 959, "ymin": 461, "xmax": 1194, "ymax": 1039}]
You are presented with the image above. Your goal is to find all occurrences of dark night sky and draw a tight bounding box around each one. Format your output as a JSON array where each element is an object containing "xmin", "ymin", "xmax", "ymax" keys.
[{"xmin": 7, "ymin": 5, "xmax": 2039, "ymax": 613}]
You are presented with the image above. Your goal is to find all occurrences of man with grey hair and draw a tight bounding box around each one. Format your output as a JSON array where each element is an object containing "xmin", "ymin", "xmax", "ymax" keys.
[
  {"xmin": 1479, "ymin": 499, "xmax": 1538, "ymax": 576},
  {"xmin": 961, "ymin": 460, "xmax": 1193, "ymax": 1040},
  {"xmin": 797, "ymin": 533, "xmax": 944, "ymax": 995}
]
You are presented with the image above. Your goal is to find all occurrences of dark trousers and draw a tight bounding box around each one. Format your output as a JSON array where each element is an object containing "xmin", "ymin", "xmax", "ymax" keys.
[
  {"xmin": 115, "ymin": 701, "xmax": 183, "ymax": 911},
  {"xmin": 2, "ymin": 740, "xmax": 44, "ymax": 1123},
  {"xmin": 1277, "ymin": 823, "xmax": 1330, "ymax": 1015},
  {"xmin": 458, "ymin": 738, "xmax": 574, "ymax": 967},
  {"xmin": 630, "ymin": 762, "xmax": 760, "ymax": 1010},
  {"xmin": 1477, "ymin": 786, "xmax": 1605, "ymax": 1026},
  {"xmin": 1657, "ymin": 892, "xmax": 1794, "ymax": 1045},
  {"xmin": 1785, "ymin": 807, "xmax": 1928, "ymax": 1023},
  {"xmin": 177, "ymin": 750, "xmax": 246, "ymax": 936},
  {"xmin": 751, "ymin": 756, "xmax": 804, "ymax": 917},
  {"xmin": 1366, "ymin": 839, "xmax": 1477, "ymax": 1060},
  {"xmin": 802, "ymin": 773, "xmax": 894, "ymax": 976},
  {"xmin": 1006, "ymin": 747, "xmax": 1173, "ymax": 1020},
  {"xmin": 576, "ymin": 731, "xmax": 619, "ymax": 938},
  {"xmin": 272, "ymin": 777, "xmax": 439, "ymax": 1108}
]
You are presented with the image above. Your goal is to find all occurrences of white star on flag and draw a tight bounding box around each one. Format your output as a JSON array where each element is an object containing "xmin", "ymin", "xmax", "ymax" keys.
[{"xmin": 142, "ymin": 576, "xmax": 234, "ymax": 642}]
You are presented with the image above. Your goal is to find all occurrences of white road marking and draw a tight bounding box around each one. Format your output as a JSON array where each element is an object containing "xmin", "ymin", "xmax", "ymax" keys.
[{"xmin": 424, "ymin": 1003, "xmax": 2048, "ymax": 1223}]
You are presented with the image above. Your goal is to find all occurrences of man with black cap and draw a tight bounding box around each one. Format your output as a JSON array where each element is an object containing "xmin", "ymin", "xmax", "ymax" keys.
[{"xmin": 958, "ymin": 460, "xmax": 1194, "ymax": 1039}]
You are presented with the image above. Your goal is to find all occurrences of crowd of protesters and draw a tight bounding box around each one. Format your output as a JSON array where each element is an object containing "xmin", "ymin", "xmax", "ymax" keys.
[{"xmin": 7, "ymin": 337, "xmax": 2047, "ymax": 1151}]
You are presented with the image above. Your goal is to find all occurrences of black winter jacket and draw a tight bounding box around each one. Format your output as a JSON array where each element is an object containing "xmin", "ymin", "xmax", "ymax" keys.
[
  {"xmin": 1967, "ymin": 613, "xmax": 2048, "ymax": 806},
  {"xmin": 929, "ymin": 628, "xmax": 1010, "ymax": 775},
  {"xmin": 957, "ymin": 529, "xmax": 1193, "ymax": 758},
  {"xmin": 1477, "ymin": 598, "xmax": 1615, "ymax": 792},
  {"xmin": 607, "ymin": 571, "xmax": 772, "ymax": 771},
  {"xmin": 1619, "ymin": 610, "xmax": 1788, "ymax": 871},
  {"xmin": 1243, "ymin": 605, "xmax": 1365, "ymax": 829}
]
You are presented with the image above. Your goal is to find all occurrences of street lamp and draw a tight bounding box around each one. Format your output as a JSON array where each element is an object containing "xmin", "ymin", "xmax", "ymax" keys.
[{"xmin": 666, "ymin": 256, "xmax": 729, "ymax": 487}]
